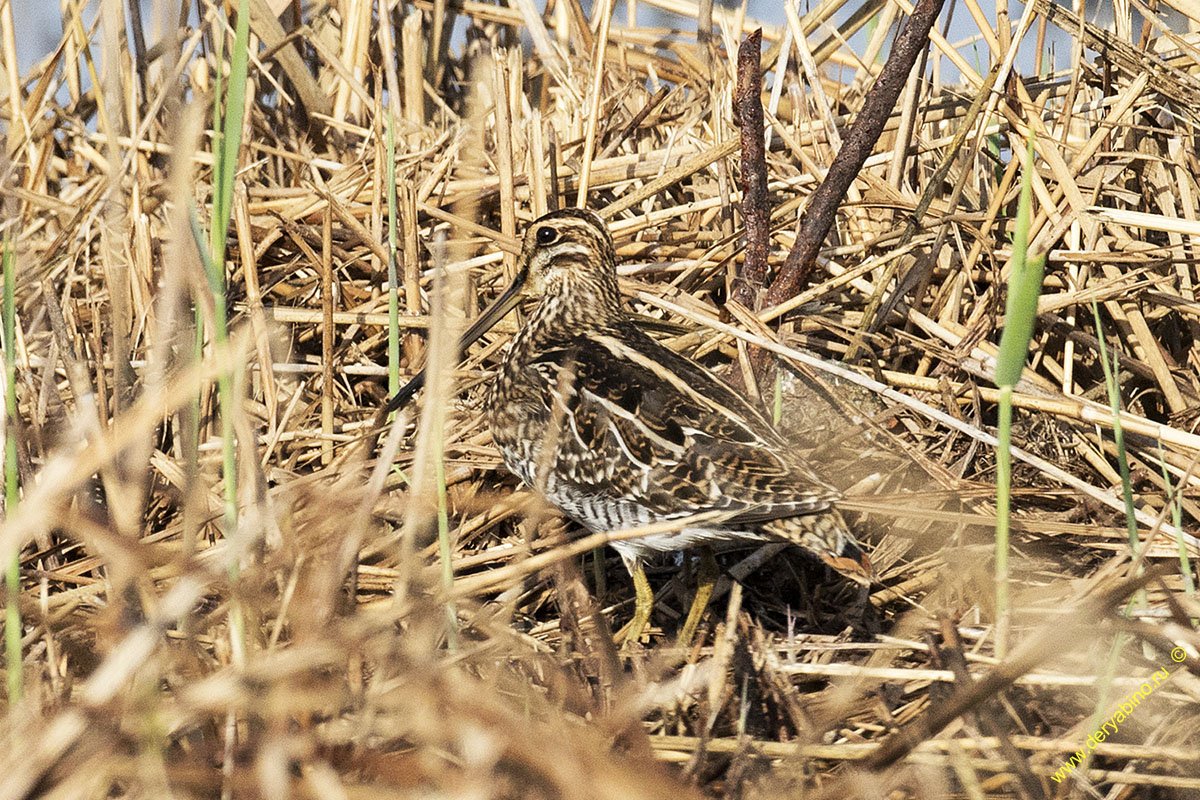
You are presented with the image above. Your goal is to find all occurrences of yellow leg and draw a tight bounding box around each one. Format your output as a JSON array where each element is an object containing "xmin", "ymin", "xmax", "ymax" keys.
[
  {"xmin": 677, "ymin": 547, "xmax": 718, "ymax": 648},
  {"xmin": 615, "ymin": 561, "xmax": 654, "ymax": 645}
]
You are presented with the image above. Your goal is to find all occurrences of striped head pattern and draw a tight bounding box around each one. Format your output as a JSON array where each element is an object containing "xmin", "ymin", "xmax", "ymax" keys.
[{"xmin": 518, "ymin": 208, "xmax": 622, "ymax": 325}]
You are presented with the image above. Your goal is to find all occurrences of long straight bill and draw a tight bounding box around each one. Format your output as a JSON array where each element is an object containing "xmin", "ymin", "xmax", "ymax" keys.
[{"xmin": 380, "ymin": 268, "xmax": 529, "ymax": 414}]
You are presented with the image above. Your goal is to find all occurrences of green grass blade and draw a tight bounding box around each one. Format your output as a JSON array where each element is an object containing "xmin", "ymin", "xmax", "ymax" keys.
[
  {"xmin": 210, "ymin": 0, "xmax": 251, "ymax": 262},
  {"xmin": 994, "ymin": 385, "xmax": 1013, "ymax": 658},
  {"xmin": 3, "ymin": 235, "xmax": 20, "ymax": 701},
  {"xmin": 435, "ymin": 449, "xmax": 457, "ymax": 652},
  {"xmin": 210, "ymin": 11, "xmax": 225, "ymax": 212},
  {"xmin": 1074, "ymin": 308, "xmax": 1144, "ymax": 774},
  {"xmin": 995, "ymin": 139, "xmax": 1046, "ymax": 388},
  {"xmin": 1089, "ymin": 300, "xmax": 1138, "ymax": 550},
  {"xmin": 1157, "ymin": 445, "xmax": 1195, "ymax": 598},
  {"xmin": 386, "ymin": 113, "xmax": 400, "ymax": 398},
  {"xmin": 190, "ymin": 200, "xmax": 244, "ymax": 659},
  {"xmin": 204, "ymin": 2, "xmax": 250, "ymax": 660},
  {"xmin": 993, "ymin": 138, "xmax": 1046, "ymax": 659}
]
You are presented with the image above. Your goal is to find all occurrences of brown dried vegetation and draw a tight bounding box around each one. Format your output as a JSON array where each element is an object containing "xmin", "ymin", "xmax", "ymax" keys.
[{"xmin": 1, "ymin": 0, "xmax": 1200, "ymax": 798}]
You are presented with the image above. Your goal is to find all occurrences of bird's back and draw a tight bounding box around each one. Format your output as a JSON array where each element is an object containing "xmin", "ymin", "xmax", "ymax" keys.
[{"xmin": 488, "ymin": 319, "xmax": 841, "ymax": 533}]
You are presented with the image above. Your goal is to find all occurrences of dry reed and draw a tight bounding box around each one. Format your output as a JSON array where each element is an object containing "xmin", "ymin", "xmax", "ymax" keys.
[{"xmin": 1, "ymin": 0, "xmax": 1199, "ymax": 798}]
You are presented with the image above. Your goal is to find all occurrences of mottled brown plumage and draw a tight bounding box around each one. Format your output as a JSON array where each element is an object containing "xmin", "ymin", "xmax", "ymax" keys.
[{"xmin": 480, "ymin": 208, "xmax": 873, "ymax": 640}]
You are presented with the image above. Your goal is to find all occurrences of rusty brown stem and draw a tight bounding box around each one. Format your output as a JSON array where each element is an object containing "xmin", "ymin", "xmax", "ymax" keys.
[
  {"xmin": 730, "ymin": 29, "xmax": 770, "ymax": 313},
  {"xmin": 763, "ymin": 0, "xmax": 948, "ymax": 309}
]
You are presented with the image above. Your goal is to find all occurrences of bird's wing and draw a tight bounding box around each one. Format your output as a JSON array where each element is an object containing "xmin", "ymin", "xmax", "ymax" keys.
[{"xmin": 530, "ymin": 327, "xmax": 839, "ymax": 523}]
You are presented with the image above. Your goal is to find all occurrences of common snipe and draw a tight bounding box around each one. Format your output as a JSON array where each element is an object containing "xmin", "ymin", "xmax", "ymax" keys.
[{"xmin": 387, "ymin": 208, "xmax": 875, "ymax": 642}]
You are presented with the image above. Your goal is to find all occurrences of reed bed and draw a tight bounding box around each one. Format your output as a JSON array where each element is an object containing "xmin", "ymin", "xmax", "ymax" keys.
[{"xmin": 2, "ymin": 0, "xmax": 1199, "ymax": 797}]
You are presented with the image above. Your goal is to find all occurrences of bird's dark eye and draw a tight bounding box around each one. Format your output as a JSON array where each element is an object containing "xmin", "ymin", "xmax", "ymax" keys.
[{"xmin": 536, "ymin": 226, "xmax": 558, "ymax": 245}]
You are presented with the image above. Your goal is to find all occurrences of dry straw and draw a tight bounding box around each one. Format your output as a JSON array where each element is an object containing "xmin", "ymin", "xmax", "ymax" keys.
[{"xmin": 1, "ymin": 0, "xmax": 1199, "ymax": 798}]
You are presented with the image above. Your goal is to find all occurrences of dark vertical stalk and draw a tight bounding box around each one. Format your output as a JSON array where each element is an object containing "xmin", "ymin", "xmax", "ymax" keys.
[
  {"xmin": 697, "ymin": 0, "xmax": 714, "ymax": 72},
  {"xmin": 764, "ymin": 0, "xmax": 947, "ymax": 309},
  {"xmin": 126, "ymin": 0, "xmax": 149, "ymax": 104},
  {"xmin": 730, "ymin": 29, "xmax": 770, "ymax": 312}
]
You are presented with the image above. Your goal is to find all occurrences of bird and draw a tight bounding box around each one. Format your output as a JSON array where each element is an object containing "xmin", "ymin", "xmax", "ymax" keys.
[{"xmin": 385, "ymin": 207, "xmax": 875, "ymax": 643}]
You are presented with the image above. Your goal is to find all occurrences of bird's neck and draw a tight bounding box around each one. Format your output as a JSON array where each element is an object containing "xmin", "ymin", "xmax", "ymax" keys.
[{"xmin": 525, "ymin": 280, "xmax": 623, "ymax": 340}]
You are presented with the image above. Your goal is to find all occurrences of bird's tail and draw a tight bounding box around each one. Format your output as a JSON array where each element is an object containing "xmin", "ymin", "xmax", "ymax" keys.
[{"xmin": 766, "ymin": 509, "xmax": 876, "ymax": 585}]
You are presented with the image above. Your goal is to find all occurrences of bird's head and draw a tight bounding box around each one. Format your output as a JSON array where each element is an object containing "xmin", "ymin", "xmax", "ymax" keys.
[{"xmin": 515, "ymin": 208, "xmax": 621, "ymax": 314}]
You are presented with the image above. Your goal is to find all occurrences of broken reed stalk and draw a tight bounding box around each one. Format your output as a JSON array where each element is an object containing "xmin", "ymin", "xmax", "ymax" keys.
[{"xmin": 729, "ymin": 28, "xmax": 769, "ymax": 312}]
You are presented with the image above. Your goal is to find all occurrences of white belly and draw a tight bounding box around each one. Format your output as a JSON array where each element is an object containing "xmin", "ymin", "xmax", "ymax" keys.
[{"xmin": 543, "ymin": 477, "xmax": 770, "ymax": 565}]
